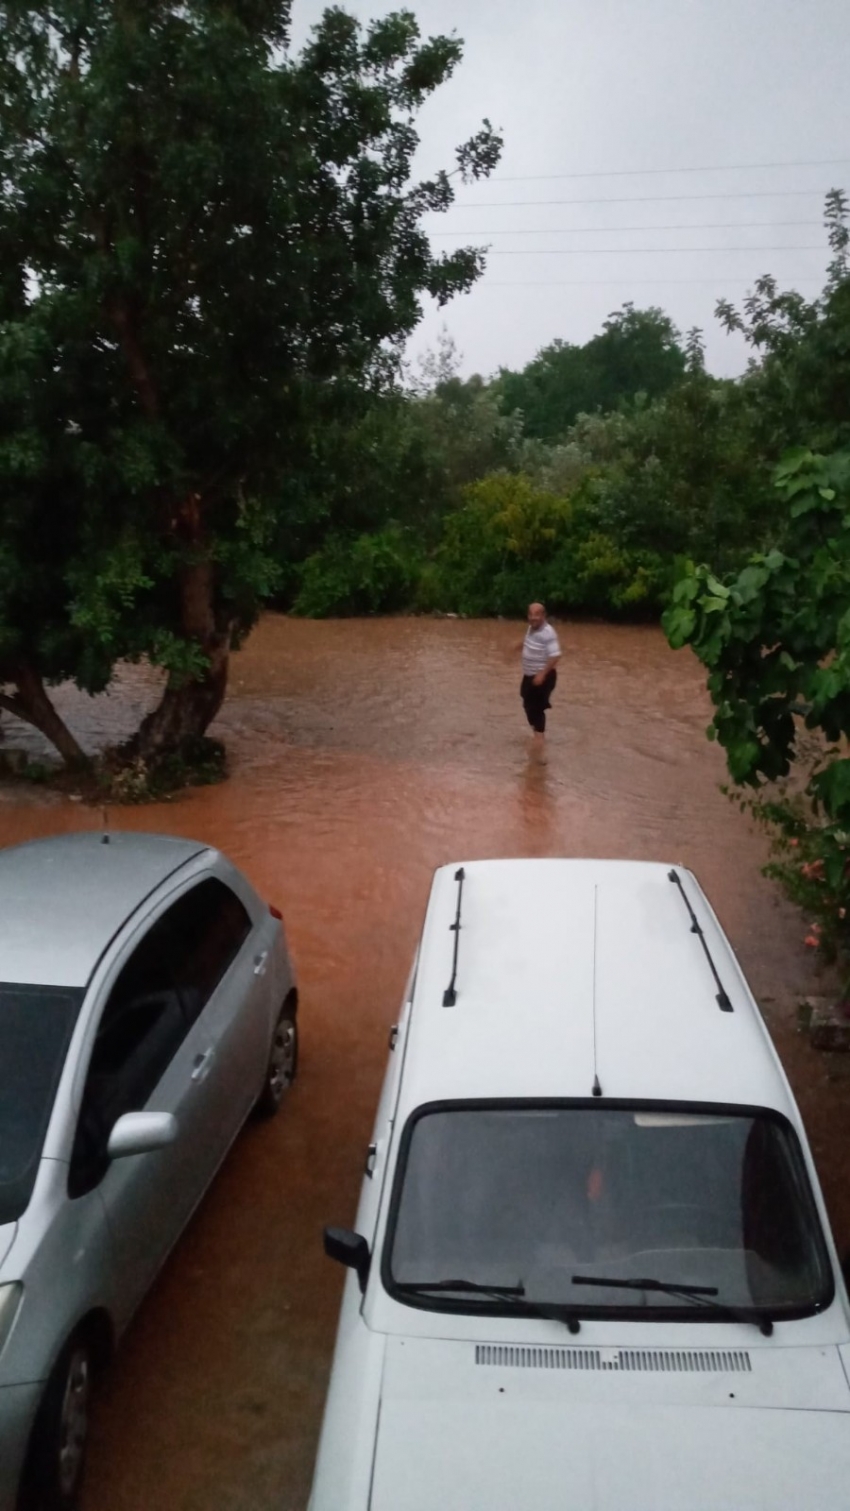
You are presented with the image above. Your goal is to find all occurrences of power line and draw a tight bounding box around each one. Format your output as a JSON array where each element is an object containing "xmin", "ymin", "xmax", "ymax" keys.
[
  {"xmin": 478, "ymin": 276, "xmax": 825, "ymax": 287},
  {"xmin": 483, "ymin": 245, "xmax": 824, "ymax": 255},
  {"xmin": 434, "ymin": 189, "xmax": 839, "ymax": 211},
  {"xmin": 491, "ymin": 156, "xmax": 850, "ymax": 183},
  {"xmin": 429, "ymin": 220, "xmax": 824, "ymax": 236}
]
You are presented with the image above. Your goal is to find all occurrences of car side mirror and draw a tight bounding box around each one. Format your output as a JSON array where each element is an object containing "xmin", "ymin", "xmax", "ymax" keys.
[
  {"xmin": 107, "ymin": 1111, "xmax": 179, "ymax": 1161},
  {"xmin": 324, "ymin": 1226, "xmax": 371, "ymax": 1293}
]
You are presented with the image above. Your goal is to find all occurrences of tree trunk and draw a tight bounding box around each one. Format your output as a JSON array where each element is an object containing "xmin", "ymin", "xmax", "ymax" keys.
[
  {"xmin": 134, "ymin": 639, "xmax": 230, "ymax": 756},
  {"xmin": 0, "ymin": 660, "xmax": 89, "ymax": 768},
  {"xmin": 134, "ymin": 555, "xmax": 231, "ymax": 759}
]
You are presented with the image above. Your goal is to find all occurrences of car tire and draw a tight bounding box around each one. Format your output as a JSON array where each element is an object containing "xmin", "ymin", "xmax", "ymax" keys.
[
  {"xmin": 253, "ymin": 1002, "xmax": 298, "ymax": 1120},
  {"xmin": 21, "ymin": 1331, "xmax": 93, "ymax": 1511}
]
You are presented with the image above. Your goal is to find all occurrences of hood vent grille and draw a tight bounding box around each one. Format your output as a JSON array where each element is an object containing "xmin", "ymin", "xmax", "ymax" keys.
[{"xmin": 475, "ymin": 1345, "xmax": 752, "ymax": 1374}]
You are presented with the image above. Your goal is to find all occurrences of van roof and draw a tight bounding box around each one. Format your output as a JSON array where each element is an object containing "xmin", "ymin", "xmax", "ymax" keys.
[{"xmin": 398, "ymin": 859, "xmax": 795, "ymax": 1120}]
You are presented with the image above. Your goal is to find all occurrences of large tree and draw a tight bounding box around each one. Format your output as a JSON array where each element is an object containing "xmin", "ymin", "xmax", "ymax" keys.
[
  {"xmin": 496, "ymin": 303, "xmax": 687, "ymax": 442},
  {"xmin": 0, "ymin": 1, "xmax": 500, "ymax": 761}
]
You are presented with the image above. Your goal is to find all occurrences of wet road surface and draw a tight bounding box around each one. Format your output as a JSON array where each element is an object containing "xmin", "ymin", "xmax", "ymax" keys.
[{"xmin": 2, "ymin": 615, "xmax": 849, "ymax": 1511}]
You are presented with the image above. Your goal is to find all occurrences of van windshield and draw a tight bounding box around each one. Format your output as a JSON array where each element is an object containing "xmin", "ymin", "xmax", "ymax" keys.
[
  {"xmin": 0, "ymin": 984, "xmax": 85, "ymax": 1224},
  {"xmin": 385, "ymin": 1103, "xmax": 834, "ymax": 1321}
]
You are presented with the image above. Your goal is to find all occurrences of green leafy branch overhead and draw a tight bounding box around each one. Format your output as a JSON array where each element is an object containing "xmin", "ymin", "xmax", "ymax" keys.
[{"xmin": 663, "ymin": 447, "xmax": 850, "ymax": 821}]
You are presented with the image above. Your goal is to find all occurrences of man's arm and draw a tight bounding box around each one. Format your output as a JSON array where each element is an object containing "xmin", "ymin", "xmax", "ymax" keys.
[
  {"xmin": 532, "ymin": 628, "xmax": 561, "ymax": 685},
  {"xmin": 532, "ymin": 655, "xmax": 559, "ymax": 686}
]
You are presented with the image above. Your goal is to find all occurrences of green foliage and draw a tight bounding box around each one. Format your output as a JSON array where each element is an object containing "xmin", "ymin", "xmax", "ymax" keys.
[
  {"xmin": 279, "ymin": 357, "xmax": 522, "ymax": 562},
  {"xmin": 425, "ymin": 473, "xmax": 668, "ymax": 618},
  {"xmin": 0, "ymin": 0, "xmax": 501, "ymax": 756},
  {"xmin": 496, "ymin": 304, "xmax": 687, "ymax": 442},
  {"xmin": 663, "ymin": 449, "xmax": 850, "ymax": 795},
  {"xmin": 664, "ymin": 446, "xmax": 850, "ymax": 983},
  {"xmin": 738, "ymin": 792, "xmax": 850, "ymax": 998},
  {"xmin": 717, "ymin": 193, "xmax": 850, "ymax": 455},
  {"xmin": 97, "ymin": 737, "xmax": 227, "ymax": 803},
  {"xmin": 661, "ymin": 203, "xmax": 850, "ymax": 980},
  {"xmin": 293, "ymin": 525, "xmax": 424, "ymax": 616}
]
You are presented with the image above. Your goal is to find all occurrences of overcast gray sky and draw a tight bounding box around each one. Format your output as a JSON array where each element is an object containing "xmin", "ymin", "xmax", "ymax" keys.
[{"xmin": 289, "ymin": 0, "xmax": 850, "ymax": 380}]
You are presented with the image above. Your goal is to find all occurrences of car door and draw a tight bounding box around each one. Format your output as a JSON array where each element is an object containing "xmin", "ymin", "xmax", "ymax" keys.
[
  {"xmin": 167, "ymin": 875, "xmax": 271, "ymax": 1158},
  {"xmin": 68, "ymin": 897, "xmax": 220, "ymax": 1321}
]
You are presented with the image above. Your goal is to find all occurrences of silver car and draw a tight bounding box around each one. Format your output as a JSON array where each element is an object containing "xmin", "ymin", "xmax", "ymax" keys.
[{"xmin": 0, "ymin": 831, "xmax": 299, "ymax": 1511}]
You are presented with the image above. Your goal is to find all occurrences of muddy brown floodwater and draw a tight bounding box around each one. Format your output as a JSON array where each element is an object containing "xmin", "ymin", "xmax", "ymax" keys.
[{"xmin": 2, "ymin": 614, "xmax": 850, "ymax": 1511}]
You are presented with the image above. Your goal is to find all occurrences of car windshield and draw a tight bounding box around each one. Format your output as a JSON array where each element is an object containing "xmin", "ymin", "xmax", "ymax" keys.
[
  {"xmin": 385, "ymin": 1103, "xmax": 833, "ymax": 1321},
  {"xmin": 0, "ymin": 984, "xmax": 85, "ymax": 1224}
]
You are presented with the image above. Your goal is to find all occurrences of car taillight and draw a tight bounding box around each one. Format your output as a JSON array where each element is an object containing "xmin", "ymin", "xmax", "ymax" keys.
[{"xmin": 269, "ymin": 904, "xmax": 283, "ymax": 921}]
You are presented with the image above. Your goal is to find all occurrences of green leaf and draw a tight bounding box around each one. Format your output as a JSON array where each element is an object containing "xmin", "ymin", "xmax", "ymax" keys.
[
  {"xmin": 775, "ymin": 446, "xmax": 813, "ymax": 478},
  {"xmin": 812, "ymin": 760, "xmax": 850, "ymax": 823}
]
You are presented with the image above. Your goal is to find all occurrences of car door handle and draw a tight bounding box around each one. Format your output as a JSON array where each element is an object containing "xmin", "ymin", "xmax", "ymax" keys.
[
  {"xmin": 191, "ymin": 1048, "xmax": 215, "ymax": 1083},
  {"xmin": 253, "ymin": 951, "xmax": 269, "ymax": 977}
]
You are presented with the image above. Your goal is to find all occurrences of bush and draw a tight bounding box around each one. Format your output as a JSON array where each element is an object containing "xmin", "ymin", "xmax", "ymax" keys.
[
  {"xmin": 665, "ymin": 446, "xmax": 850, "ymax": 992},
  {"xmin": 293, "ymin": 526, "xmax": 424, "ymax": 616},
  {"xmin": 426, "ymin": 474, "xmax": 571, "ymax": 616},
  {"xmin": 426, "ymin": 473, "xmax": 668, "ymax": 617},
  {"xmin": 742, "ymin": 791, "xmax": 850, "ymax": 998}
]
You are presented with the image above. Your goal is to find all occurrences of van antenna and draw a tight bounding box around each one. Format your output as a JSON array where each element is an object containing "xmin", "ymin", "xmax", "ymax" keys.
[{"xmin": 591, "ymin": 884, "xmax": 602, "ymax": 1097}]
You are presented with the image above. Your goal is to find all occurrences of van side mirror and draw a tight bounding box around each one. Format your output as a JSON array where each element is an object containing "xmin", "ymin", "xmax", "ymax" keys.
[{"xmin": 324, "ymin": 1226, "xmax": 371, "ymax": 1293}]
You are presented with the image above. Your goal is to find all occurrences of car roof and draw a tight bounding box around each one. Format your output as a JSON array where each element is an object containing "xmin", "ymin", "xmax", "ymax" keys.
[
  {"xmin": 398, "ymin": 858, "xmax": 796, "ymax": 1121},
  {"xmin": 0, "ymin": 831, "xmax": 209, "ymax": 987}
]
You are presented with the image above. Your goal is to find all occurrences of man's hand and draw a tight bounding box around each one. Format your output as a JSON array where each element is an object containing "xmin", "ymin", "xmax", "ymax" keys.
[{"xmin": 532, "ymin": 658, "xmax": 559, "ymax": 687}]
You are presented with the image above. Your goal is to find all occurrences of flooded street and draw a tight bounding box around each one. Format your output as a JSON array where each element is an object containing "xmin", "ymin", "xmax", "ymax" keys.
[{"xmin": 2, "ymin": 614, "xmax": 849, "ymax": 1511}]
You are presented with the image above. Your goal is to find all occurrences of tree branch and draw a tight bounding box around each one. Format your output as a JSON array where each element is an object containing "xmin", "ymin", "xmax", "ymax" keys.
[
  {"xmin": 0, "ymin": 693, "xmax": 27, "ymax": 720},
  {"xmin": 106, "ymin": 293, "xmax": 161, "ymax": 420}
]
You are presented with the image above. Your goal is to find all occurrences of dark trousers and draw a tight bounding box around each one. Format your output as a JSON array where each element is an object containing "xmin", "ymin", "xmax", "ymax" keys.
[{"xmin": 520, "ymin": 669, "xmax": 557, "ymax": 733}]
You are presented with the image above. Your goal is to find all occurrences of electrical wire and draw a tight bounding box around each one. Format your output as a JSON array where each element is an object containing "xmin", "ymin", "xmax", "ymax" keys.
[
  {"xmin": 490, "ymin": 156, "xmax": 850, "ymax": 183},
  {"xmin": 428, "ymin": 219, "xmax": 824, "ymax": 236},
  {"xmin": 476, "ymin": 276, "xmax": 825, "ymax": 287},
  {"xmin": 481, "ymin": 245, "xmax": 823, "ymax": 255},
  {"xmin": 434, "ymin": 189, "xmax": 841, "ymax": 211}
]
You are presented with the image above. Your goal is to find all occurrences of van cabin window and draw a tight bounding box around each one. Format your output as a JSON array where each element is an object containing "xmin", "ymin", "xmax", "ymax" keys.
[{"xmin": 386, "ymin": 1104, "xmax": 832, "ymax": 1321}]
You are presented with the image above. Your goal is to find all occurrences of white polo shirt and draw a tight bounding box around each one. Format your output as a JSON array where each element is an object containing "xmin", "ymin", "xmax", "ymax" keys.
[{"xmin": 522, "ymin": 621, "xmax": 561, "ymax": 676}]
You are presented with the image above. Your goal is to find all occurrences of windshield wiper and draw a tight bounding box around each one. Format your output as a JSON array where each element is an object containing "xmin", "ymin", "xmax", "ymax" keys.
[
  {"xmin": 396, "ymin": 1278, "xmax": 526, "ymax": 1297},
  {"xmin": 396, "ymin": 1278, "xmax": 583, "ymax": 1333},
  {"xmin": 571, "ymin": 1274, "xmax": 774, "ymax": 1336}
]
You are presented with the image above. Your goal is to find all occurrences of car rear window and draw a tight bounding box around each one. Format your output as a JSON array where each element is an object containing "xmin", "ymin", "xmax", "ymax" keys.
[
  {"xmin": 384, "ymin": 1101, "xmax": 834, "ymax": 1324},
  {"xmin": 0, "ymin": 983, "xmax": 85, "ymax": 1224}
]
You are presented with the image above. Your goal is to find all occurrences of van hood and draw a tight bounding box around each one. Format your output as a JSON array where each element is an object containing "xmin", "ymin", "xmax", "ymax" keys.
[{"xmin": 370, "ymin": 1337, "xmax": 850, "ymax": 1510}]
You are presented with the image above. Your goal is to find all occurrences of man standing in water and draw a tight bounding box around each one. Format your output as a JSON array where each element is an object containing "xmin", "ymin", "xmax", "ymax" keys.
[{"xmin": 520, "ymin": 602, "xmax": 561, "ymax": 751}]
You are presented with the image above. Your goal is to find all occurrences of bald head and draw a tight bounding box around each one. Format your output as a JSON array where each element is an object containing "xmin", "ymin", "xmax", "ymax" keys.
[{"xmin": 527, "ymin": 602, "xmax": 546, "ymax": 630}]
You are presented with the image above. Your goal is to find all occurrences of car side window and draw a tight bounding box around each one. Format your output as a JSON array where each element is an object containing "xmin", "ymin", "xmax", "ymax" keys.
[
  {"xmin": 167, "ymin": 878, "xmax": 253, "ymax": 1026},
  {"xmin": 68, "ymin": 878, "xmax": 252, "ymax": 1197}
]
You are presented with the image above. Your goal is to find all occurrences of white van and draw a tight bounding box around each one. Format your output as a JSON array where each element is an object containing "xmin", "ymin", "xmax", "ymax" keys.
[{"xmin": 310, "ymin": 859, "xmax": 850, "ymax": 1510}]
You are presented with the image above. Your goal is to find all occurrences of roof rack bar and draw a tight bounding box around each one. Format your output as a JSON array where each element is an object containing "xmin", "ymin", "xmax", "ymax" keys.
[
  {"xmin": 667, "ymin": 869, "xmax": 733, "ymax": 1012},
  {"xmin": 442, "ymin": 867, "xmax": 466, "ymax": 1007}
]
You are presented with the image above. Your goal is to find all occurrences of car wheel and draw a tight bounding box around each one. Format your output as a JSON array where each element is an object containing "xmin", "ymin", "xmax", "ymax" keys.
[
  {"xmin": 22, "ymin": 1332, "xmax": 93, "ymax": 1511},
  {"xmin": 253, "ymin": 1004, "xmax": 298, "ymax": 1119}
]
